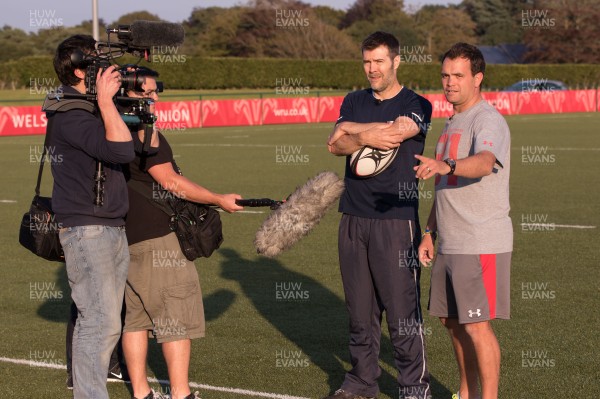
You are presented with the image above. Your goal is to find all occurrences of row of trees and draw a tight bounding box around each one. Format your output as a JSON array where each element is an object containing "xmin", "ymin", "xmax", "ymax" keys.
[{"xmin": 1, "ymin": 0, "xmax": 598, "ymax": 63}]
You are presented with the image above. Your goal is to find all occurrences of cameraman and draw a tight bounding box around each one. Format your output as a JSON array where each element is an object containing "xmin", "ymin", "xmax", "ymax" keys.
[
  {"xmin": 120, "ymin": 67, "xmax": 243, "ymax": 399},
  {"xmin": 49, "ymin": 35, "xmax": 134, "ymax": 399}
]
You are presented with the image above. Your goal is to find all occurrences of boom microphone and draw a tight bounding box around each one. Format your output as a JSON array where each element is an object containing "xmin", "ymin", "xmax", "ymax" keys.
[
  {"xmin": 113, "ymin": 20, "xmax": 185, "ymax": 48},
  {"xmin": 236, "ymin": 198, "xmax": 282, "ymax": 209},
  {"xmin": 253, "ymin": 171, "xmax": 345, "ymax": 258}
]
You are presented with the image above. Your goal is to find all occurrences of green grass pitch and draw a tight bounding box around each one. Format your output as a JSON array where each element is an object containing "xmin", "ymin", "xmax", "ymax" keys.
[{"xmin": 1, "ymin": 113, "xmax": 599, "ymax": 398}]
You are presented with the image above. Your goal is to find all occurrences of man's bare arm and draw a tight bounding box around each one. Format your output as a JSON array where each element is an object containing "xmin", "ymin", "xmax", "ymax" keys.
[
  {"xmin": 419, "ymin": 199, "xmax": 437, "ymax": 266},
  {"xmin": 394, "ymin": 116, "xmax": 421, "ymax": 140},
  {"xmin": 328, "ymin": 116, "xmax": 421, "ymax": 152},
  {"xmin": 328, "ymin": 123, "xmax": 404, "ymax": 156},
  {"xmin": 414, "ymin": 151, "xmax": 497, "ymax": 180},
  {"xmin": 327, "ymin": 121, "xmax": 388, "ymax": 147}
]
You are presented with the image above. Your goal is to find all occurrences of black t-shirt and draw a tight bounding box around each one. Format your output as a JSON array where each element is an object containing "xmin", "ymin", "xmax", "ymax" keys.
[
  {"xmin": 337, "ymin": 88, "xmax": 432, "ymax": 220},
  {"xmin": 124, "ymin": 132, "xmax": 174, "ymax": 245}
]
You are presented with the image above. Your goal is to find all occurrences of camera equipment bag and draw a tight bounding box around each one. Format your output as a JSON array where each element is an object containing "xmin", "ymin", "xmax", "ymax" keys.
[
  {"xmin": 127, "ymin": 164, "xmax": 223, "ymax": 261},
  {"xmin": 19, "ymin": 117, "xmax": 65, "ymax": 262}
]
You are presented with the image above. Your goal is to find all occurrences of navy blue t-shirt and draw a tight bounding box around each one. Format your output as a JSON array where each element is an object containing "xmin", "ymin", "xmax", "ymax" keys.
[{"xmin": 337, "ymin": 88, "xmax": 432, "ymax": 220}]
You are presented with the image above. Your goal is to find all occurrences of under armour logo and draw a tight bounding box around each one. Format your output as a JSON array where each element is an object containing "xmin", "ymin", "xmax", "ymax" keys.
[{"xmin": 468, "ymin": 309, "xmax": 482, "ymax": 318}]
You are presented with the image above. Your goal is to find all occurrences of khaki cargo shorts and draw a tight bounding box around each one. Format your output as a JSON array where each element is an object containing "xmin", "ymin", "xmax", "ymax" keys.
[{"xmin": 123, "ymin": 232, "xmax": 205, "ymax": 343}]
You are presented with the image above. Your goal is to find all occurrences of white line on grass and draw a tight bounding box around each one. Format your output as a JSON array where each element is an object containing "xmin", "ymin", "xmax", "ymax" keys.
[
  {"xmin": 548, "ymin": 147, "xmax": 600, "ymax": 151},
  {"xmin": 0, "ymin": 356, "xmax": 310, "ymax": 399},
  {"xmin": 148, "ymin": 377, "xmax": 310, "ymax": 399},
  {"xmin": 520, "ymin": 223, "xmax": 596, "ymax": 229},
  {"xmin": 215, "ymin": 209, "xmax": 265, "ymax": 214},
  {"xmin": 0, "ymin": 199, "xmax": 17, "ymax": 203},
  {"xmin": 0, "ymin": 356, "xmax": 66, "ymax": 370},
  {"xmin": 509, "ymin": 113, "xmax": 598, "ymax": 121}
]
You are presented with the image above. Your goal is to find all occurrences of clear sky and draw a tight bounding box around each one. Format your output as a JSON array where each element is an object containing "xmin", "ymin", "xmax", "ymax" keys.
[{"xmin": 9, "ymin": 0, "xmax": 460, "ymax": 33}]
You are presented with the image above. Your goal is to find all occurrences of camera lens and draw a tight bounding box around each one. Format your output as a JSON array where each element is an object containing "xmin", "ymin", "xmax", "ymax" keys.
[{"xmin": 121, "ymin": 71, "xmax": 145, "ymax": 92}]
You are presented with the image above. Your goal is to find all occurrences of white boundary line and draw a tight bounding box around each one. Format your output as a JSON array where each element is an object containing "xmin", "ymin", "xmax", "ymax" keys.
[
  {"xmin": 0, "ymin": 199, "xmax": 17, "ymax": 203},
  {"xmin": 0, "ymin": 356, "xmax": 67, "ymax": 370},
  {"xmin": 216, "ymin": 209, "xmax": 265, "ymax": 214},
  {"xmin": 546, "ymin": 147, "xmax": 600, "ymax": 151},
  {"xmin": 149, "ymin": 378, "xmax": 311, "ymax": 399},
  {"xmin": 506, "ymin": 113, "xmax": 599, "ymax": 120},
  {"xmin": 0, "ymin": 356, "xmax": 311, "ymax": 399},
  {"xmin": 520, "ymin": 223, "xmax": 596, "ymax": 229}
]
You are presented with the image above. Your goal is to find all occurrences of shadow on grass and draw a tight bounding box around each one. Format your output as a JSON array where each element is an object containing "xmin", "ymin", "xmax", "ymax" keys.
[
  {"xmin": 218, "ymin": 248, "xmax": 451, "ymax": 398},
  {"xmin": 218, "ymin": 247, "xmax": 353, "ymax": 395},
  {"xmin": 144, "ymin": 287, "xmax": 237, "ymax": 395},
  {"xmin": 37, "ymin": 261, "xmax": 237, "ymax": 396},
  {"xmin": 37, "ymin": 252, "xmax": 450, "ymax": 398},
  {"xmin": 36, "ymin": 263, "xmax": 70, "ymax": 323}
]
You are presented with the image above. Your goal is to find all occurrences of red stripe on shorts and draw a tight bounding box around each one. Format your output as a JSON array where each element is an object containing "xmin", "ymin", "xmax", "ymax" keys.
[{"xmin": 480, "ymin": 254, "xmax": 497, "ymax": 319}]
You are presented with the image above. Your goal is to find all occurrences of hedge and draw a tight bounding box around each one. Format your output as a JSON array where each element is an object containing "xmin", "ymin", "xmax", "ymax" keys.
[{"xmin": 1, "ymin": 56, "xmax": 598, "ymax": 91}]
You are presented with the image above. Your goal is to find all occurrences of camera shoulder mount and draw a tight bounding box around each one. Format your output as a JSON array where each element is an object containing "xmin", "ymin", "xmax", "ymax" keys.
[{"xmin": 42, "ymin": 92, "xmax": 96, "ymax": 114}]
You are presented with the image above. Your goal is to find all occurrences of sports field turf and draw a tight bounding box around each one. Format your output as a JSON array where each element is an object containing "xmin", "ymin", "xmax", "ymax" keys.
[{"xmin": 1, "ymin": 113, "xmax": 599, "ymax": 398}]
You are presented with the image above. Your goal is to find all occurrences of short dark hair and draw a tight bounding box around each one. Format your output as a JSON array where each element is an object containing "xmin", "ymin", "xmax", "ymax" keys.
[
  {"xmin": 53, "ymin": 35, "xmax": 96, "ymax": 86},
  {"xmin": 442, "ymin": 43, "xmax": 486, "ymax": 77},
  {"xmin": 133, "ymin": 66, "xmax": 159, "ymax": 80},
  {"xmin": 361, "ymin": 31, "xmax": 400, "ymax": 59}
]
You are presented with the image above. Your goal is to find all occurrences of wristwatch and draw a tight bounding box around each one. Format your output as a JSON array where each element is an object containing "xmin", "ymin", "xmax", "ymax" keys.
[
  {"xmin": 443, "ymin": 158, "xmax": 456, "ymax": 175},
  {"xmin": 422, "ymin": 226, "xmax": 437, "ymax": 241}
]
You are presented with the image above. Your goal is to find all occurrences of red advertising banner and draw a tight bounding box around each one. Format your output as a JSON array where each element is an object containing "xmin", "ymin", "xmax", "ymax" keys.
[
  {"xmin": 0, "ymin": 105, "xmax": 48, "ymax": 136},
  {"xmin": 424, "ymin": 90, "xmax": 598, "ymax": 118},
  {"xmin": 0, "ymin": 90, "xmax": 596, "ymax": 137},
  {"xmin": 260, "ymin": 96, "xmax": 345, "ymax": 125},
  {"xmin": 202, "ymin": 99, "xmax": 263, "ymax": 127},
  {"xmin": 154, "ymin": 100, "xmax": 201, "ymax": 131}
]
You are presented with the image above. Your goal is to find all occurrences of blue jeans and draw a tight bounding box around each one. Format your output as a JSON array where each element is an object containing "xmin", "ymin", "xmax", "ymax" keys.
[{"xmin": 60, "ymin": 225, "xmax": 129, "ymax": 399}]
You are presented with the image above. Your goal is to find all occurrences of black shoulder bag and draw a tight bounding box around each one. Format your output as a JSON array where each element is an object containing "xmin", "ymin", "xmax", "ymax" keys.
[
  {"xmin": 18, "ymin": 116, "xmax": 65, "ymax": 262},
  {"xmin": 128, "ymin": 167, "xmax": 223, "ymax": 261}
]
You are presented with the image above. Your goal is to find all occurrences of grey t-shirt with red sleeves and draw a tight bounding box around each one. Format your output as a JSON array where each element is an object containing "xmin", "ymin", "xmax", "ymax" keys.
[{"xmin": 434, "ymin": 100, "xmax": 513, "ymax": 254}]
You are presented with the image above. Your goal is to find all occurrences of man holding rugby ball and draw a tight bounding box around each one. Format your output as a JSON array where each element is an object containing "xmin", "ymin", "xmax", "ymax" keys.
[{"xmin": 326, "ymin": 31, "xmax": 432, "ymax": 399}]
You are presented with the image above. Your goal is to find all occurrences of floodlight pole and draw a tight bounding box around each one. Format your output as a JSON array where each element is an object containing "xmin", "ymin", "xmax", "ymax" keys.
[{"xmin": 92, "ymin": 0, "xmax": 99, "ymax": 40}]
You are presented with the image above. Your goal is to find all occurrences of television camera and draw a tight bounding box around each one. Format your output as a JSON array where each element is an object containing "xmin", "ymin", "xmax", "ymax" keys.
[{"xmin": 42, "ymin": 20, "xmax": 184, "ymax": 206}]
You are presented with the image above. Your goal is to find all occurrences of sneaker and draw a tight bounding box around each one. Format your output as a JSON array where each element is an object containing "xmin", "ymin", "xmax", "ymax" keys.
[
  {"xmin": 323, "ymin": 389, "xmax": 375, "ymax": 399},
  {"xmin": 452, "ymin": 393, "xmax": 479, "ymax": 399},
  {"xmin": 183, "ymin": 392, "xmax": 201, "ymax": 399},
  {"xmin": 108, "ymin": 362, "xmax": 130, "ymax": 383},
  {"xmin": 134, "ymin": 389, "xmax": 166, "ymax": 399}
]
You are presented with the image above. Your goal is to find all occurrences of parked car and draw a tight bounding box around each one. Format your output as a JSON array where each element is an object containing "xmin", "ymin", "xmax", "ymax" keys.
[{"xmin": 503, "ymin": 80, "xmax": 567, "ymax": 92}]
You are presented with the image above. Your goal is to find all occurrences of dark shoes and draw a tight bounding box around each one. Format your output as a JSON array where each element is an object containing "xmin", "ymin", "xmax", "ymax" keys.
[
  {"xmin": 107, "ymin": 361, "xmax": 130, "ymax": 383},
  {"xmin": 66, "ymin": 362, "xmax": 130, "ymax": 389},
  {"xmin": 134, "ymin": 389, "xmax": 165, "ymax": 399},
  {"xmin": 133, "ymin": 389, "xmax": 201, "ymax": 399},
  {"xmin": 323, "ymin": 389, "xmax": 376, "ymax": 399}
]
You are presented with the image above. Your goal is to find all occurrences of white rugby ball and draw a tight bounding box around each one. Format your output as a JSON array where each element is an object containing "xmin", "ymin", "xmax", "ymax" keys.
[{"xmin": 350, "ymin": 146, "xmax": 398, "ymax": 178}]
